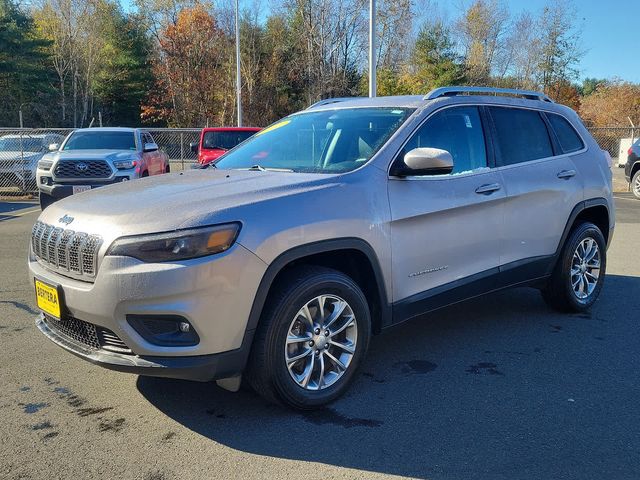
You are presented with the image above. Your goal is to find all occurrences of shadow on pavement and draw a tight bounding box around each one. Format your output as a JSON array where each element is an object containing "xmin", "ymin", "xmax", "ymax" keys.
[
  {"xmin": 0, "ymin": 201, "xmax": 38, "ymax": 221},
  {"xmin": 137, "ymin": 274, "xmax": 640, "ymax": 479}
]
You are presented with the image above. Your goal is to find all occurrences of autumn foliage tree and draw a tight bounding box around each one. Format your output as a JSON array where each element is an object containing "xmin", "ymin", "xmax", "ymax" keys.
[
  {"xmin": 142, "ymin": 5, "xmax": 230, "ymax": 126},
  {"xmin": 580, "ymin": 81, "xmax": 640, "ymax": 127}
]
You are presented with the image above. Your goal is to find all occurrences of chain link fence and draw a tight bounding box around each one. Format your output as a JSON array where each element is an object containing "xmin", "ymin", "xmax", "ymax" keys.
[{"xmin": 0, "ymin": 125, "xmax": 635, "ymax": 197}]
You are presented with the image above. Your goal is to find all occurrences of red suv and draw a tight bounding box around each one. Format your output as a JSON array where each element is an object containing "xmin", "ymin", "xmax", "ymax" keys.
[{"xmin": 191, "ymin": 127, "xmax": 261, "ymax": 166}]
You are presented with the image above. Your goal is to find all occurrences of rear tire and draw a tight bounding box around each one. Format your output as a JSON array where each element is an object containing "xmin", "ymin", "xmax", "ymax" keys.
[
  {"xmin": 245, "ymin": 266, "xmax": 371, "ymax": 410},
  {"xmin": 141, "ymin": 170, "xmax": 149, "ymax": 177},
  {"xmin": 542, "ymin": 222, "xmax": 606, "ymax": 312},
  {"xmin": 39, "ymin": 192, "xmax": 55, "ymax": 210},
  {"xmin": 165, "ymin": 164, "xmax": 170, "ymax": 174},
  {"xmin": 632, "ymin": 170, "xmax": 640, "ymax": 199}
]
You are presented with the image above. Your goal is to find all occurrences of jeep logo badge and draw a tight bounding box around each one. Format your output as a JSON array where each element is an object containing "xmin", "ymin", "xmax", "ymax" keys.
[
  {"xmin": 59, "ymin": 214, "xmax": 74, "ymax": 225},
  {"xmin": 75, "ymin": 162, "xmax": 88, "ymax": 172}
]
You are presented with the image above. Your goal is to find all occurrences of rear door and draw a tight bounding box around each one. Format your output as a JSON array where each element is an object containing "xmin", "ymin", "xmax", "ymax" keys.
[
  {"xmin": 388, "ymin": 105, "xmax": 506, "ymax": 306},
  {"xmin": 488, "ymin": 106, "xmax": 584, "ymax": 268}
]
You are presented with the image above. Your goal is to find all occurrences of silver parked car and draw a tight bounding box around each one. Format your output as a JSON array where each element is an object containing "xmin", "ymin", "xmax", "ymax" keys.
[
  {"xmin": 36, "ymin": 127, "xmax": 169, "ymax": 209},
  {"xmin": 0, "ymin": 133, "xmax": 64, "ymax": 190},
  {"xmin": 28, "ymin": 87, "xmax": 614, "ymax": 409}
]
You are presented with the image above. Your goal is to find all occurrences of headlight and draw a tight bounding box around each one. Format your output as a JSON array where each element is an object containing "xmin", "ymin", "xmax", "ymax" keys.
[
  {"xmin": 113, "ymin": 159, "xmax": 137, "ymax": 170},
  {"xmin": 106, "ymin": 223, "xmax": 241, "ymax": 262},
  {"xmin": 38, "ymin": 159, "xmax": 53, "ymax": 171}
]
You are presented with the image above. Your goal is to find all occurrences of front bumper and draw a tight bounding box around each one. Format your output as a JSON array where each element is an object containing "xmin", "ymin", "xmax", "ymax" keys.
[
  {"xmin": 36, "ymin": 314, "xmax": 254, "ymax": 381},
  {"xmin": 29, "ymin": 243, "xmax": 267, "ymax": 374},
  {"xmin": 38, "ymin": 176, "xmax": 131, "ymax": 199}
]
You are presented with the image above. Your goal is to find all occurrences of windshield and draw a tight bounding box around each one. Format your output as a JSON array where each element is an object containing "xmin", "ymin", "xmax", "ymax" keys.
[
  {"xmin": 215, "ymin": 107, "xmax": 413, "ymax": 173},
  {"xmin": 0, "ymin": 137, "xmax": 44, "ymax": 152},
  {"xmin": 63, "ymin": 131, "xmax": 137, "ymax": 151},
  {"xmin": 203, "ymin": 131, "xmax": 257, "ymax": 150}
]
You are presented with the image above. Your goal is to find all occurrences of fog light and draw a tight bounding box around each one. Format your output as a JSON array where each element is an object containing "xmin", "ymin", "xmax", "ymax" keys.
[{"xmin": 126, "ymin": 315, "xmax": 199, "ymax": 346}]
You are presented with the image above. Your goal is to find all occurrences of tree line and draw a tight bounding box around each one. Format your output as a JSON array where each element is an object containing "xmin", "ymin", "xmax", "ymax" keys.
[{"xmin": 1, "ymin": 0, "xmax": 638, "ymax": 128}]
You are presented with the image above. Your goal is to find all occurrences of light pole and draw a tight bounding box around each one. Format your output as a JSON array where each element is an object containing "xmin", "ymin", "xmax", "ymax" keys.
[
  {"xmin": 235, "ymin": 0, "xmax": 243, "ymax": 126},
  {"xmin": 368, "ymin": 0, "xmax": 377, "ymax": 98}
]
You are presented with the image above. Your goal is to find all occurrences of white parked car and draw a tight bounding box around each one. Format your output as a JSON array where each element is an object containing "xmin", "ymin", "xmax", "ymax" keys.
[{"xmin": 0, "ymin": 133, "xmax": 65, "ymax": 190}]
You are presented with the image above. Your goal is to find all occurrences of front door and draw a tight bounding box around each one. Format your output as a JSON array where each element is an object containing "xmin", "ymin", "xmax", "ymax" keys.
[{"xmin": 388, "ymin": 105, "xmax": 505, "ymax": 307}]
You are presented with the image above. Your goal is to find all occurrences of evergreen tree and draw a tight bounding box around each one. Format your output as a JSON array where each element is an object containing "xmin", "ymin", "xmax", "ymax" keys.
[{"xmin": 0, "ymin": 0, "xmax": 54, "ymax": 126}]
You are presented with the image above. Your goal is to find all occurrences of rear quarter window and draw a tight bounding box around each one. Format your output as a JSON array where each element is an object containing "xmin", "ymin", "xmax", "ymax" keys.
[
  {"xmin": 547, "ymin": 113, "xmax": 584, "ymax": 153},
  {"xmin": 489, "ymin": 107, "xmax": 553, "ymax": 165}
]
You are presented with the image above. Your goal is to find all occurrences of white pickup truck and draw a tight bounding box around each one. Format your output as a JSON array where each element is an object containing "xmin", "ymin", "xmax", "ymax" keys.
[{"xmin": 37, "ymin": 127, "xmax": 169, "ymax": 209}]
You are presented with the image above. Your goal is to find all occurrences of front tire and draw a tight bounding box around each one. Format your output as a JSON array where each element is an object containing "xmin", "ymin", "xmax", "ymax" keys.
[
  {"xmin": 246, "ymin": 266, "xmax": 371, "ymax": 410},
  {"xmin": 542, "ymin": 222, "xmax": 606, "ymax": 312},
  {"xmin": 632, "ymin": 170, "xmax": 640, "ymax": 199}
]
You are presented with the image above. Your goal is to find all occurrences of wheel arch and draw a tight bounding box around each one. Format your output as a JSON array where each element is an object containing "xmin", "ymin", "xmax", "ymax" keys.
[
  {"xmin": 556, "ymin": 198, "xmax": 611, "ymax": 258},
  {"xmin": 245, "ymin": 238, "xmax": 391, "ymax": 338}
]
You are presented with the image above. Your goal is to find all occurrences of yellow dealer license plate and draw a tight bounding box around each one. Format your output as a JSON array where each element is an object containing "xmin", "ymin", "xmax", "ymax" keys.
[{"xmin": 35, "ymin": 279, "xmax": 62, "ymax": 319}]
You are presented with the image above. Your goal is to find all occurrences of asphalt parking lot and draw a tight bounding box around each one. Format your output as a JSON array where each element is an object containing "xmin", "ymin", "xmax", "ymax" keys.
[{"xmin": 0, "ymin": 194, "xmax": 638, "ymax": 480}]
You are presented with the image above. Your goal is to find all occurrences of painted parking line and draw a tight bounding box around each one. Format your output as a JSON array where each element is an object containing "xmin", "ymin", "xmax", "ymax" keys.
[{"xmin": 0, "ymin": 208, "xmax": 40, "ymax": 221}]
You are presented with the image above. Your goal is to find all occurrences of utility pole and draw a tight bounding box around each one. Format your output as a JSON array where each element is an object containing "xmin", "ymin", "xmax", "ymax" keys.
[
  {"xmin": 368, "ymin": 0, "xmax": 377, "ymax": 98},
  {"xmin": 235, "ymin": 0, "xmax": 243, "ymax": 126}
]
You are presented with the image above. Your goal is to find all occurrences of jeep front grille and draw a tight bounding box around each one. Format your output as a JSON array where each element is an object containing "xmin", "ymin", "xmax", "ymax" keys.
[
  {"xmin": 53, "ymin": 159, "xmax": 112, "ymax": 179},
  {"xmin": 31, "ymin": 221, "xmax": 102, "ymax": 279}
]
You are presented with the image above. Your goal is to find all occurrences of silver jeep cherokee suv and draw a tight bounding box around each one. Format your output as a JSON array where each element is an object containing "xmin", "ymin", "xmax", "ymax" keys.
[{"xmin": 29, "ymin": 87, "xmax": 614, "ymax": 409}]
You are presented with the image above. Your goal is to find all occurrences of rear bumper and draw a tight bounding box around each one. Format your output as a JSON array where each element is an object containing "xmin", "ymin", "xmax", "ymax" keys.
[{"xmin": 36, "ymin": 314, "xmax": 253, "ymax": 381}]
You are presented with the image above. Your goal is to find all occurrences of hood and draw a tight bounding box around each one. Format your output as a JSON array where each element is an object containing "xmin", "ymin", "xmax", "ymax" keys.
[
  {"xmin": 50, "ymin": 150, "xmax": 140, "ymax": 161},
  {"xmin": 39, "ymin": 169, "xmax": 340, "ymax": 241}
]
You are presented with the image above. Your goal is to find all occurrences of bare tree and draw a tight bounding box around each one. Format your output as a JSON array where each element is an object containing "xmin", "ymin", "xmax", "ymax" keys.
[
  {"xmin": 536, "ymin": 0, "xmax": 583, "ymax": 96},
  {"xmin": 455, "ymin": 0, "xmax": 510, "ymax": 84}
]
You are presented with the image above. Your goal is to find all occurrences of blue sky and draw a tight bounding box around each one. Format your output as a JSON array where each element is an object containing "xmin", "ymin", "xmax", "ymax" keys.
[
  {"xmin": 457, "ymin": 0, "xmax": 640, "ymax": 83},
  {"xmin": 121, "ymin": 0, "xmax": 639, "ymax": 83}
]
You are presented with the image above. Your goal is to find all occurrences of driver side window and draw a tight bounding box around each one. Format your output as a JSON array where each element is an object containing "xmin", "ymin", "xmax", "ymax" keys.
[{"xmin": 405, "ymin": 106, "xmax": 487, "ymax": 174}]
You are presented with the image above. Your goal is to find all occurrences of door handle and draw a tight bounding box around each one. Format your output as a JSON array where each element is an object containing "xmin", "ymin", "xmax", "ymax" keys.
[
  {"xmin": 475, "ymin": 183, "xmax": 502, "ymax": 195},
  {"xmin": 557, "ymin": 169, "xmax": 576, "ymax": 179}
]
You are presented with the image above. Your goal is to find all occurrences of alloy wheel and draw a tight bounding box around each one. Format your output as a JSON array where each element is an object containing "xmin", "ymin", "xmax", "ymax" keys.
[
  {"xmin": 285, "ymin": 295, "xmax": 357, "ymax": 391},
  {"xmin": 570, "ymin": 237, "xmax": 601, "ymax": 299}
]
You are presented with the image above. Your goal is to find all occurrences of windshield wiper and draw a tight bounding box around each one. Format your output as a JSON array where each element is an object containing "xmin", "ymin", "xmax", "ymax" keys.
[{"xmin": 246, "ymin": 165, "xmax": 294, "ymax": 172}]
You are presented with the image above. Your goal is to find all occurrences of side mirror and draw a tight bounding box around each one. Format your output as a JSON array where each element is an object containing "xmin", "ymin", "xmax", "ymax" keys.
[
  {"xmin": 143, "ymin": 142, "xmax": 158, "ymax": 153},
  {"xmin": 390, "ymin": 147, "xmax": 454, "ymax": 176},
  {"xmin": 48, "ymin": 143, "xmax": 59, "ymax": 151},
  {"xmin": 190, "ymin": 142, "xmax": 199, "ymax": 153}
]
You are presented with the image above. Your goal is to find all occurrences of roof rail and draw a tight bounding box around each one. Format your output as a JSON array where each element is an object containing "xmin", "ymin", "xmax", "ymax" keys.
[
  {"xmin": 424, "ymin": 86, "xmax": 553, "ymax": 103},
  {"xmin": 307, "ymin": 97, "xmax": 357, "ymax": 109}
]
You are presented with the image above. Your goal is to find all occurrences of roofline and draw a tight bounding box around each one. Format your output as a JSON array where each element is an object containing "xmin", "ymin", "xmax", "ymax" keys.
[{"xmin": 306, "ymin": 86, "xmax": 554, "ymax": 111}]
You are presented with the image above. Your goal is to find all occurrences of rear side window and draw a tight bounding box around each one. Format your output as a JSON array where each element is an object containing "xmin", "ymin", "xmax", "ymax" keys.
[
  {"xmin": 405, "ymin": 106, "xmax": 487, "ymax": 174},
  {"xmin": 547, "ymin": 113, "xmax": 584, "ymax": 153},
  {"xmin": 489, "ymin": 107, "xmax": 553, "ymax": 165}
]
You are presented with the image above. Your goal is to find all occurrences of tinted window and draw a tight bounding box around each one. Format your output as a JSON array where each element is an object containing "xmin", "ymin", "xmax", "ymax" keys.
[
  {"xmin": 203, "ymin": 131, "xmax": 257, "ymax": 150},
  {"xmin": 63, "ymin": 131, "xmax": 137, "ymax": 151},
  {"xmin": 404, "ymin": 106, "xmax": 487, "ymax": 174},
  {"xmin": 215, "ymin": 108, "xmax": 413, "ymax": 173},
  {"xmin": 489, "ymin": 107, "xmax": 553, "ymax": 165},
  {"xmin": 547, "ymin": 114, "xmax": 584, "ymax": 153}
]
